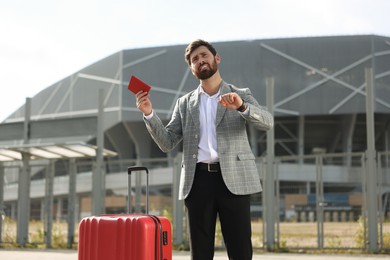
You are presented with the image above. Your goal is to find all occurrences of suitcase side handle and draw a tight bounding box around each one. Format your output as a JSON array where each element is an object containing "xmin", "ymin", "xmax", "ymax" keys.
[{"xmin": 127, "ymin": 166, "xmax": 149, "ymax": 214}]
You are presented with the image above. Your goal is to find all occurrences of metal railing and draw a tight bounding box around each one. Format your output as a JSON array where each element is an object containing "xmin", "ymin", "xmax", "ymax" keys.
[
  {"xmin": 0, "ymin": 151, "xmax": 389, "ymax": 251},
  {"xmin": 266, "ymin": 151, "xmax": 389, "ymax": 251}
]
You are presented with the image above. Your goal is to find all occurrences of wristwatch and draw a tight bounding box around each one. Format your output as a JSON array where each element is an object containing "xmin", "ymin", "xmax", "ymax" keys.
[{"xmin": 237, "ymin": 100, "xmax": 247, "ymax": 112}]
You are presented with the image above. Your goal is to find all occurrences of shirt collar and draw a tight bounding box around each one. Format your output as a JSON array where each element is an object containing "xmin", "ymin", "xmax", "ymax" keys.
[{"xmin": 198, "ymin": 83, "xmax": 222, "ymax": 99}]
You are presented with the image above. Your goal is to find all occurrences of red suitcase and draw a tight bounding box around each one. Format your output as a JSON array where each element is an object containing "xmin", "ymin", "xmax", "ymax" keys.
[{"xmin": 78, "ymin": 166, "xmax": 172, "ymax": 260}]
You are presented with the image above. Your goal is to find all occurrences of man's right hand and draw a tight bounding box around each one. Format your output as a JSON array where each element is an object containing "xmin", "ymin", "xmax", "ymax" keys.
[{"xmin": 136, "ymin": 91, "xmax": 153, "ymax": 116}]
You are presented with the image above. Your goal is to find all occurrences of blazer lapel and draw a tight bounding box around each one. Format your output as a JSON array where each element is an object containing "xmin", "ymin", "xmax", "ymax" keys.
[
  {"xmin": 189, "ymin": 88, "xmax": 200, "ymax": 129},
  {"xmin": 216, "ymin": 82, "xmax": 229, "ymax": 126}
]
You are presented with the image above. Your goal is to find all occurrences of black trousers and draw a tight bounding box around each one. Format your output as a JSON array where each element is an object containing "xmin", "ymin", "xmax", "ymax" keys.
[{"xmin": 184, "ymin": 164, "xmax": 253, "ymax": 260}]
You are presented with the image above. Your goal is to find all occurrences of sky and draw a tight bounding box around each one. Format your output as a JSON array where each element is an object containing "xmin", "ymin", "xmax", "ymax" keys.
[{"xmin": 1, "ymin": 0, "xmax": 389, "ymax": 122}]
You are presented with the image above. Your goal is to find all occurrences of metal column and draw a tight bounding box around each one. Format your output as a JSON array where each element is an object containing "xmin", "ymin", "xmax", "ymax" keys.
[
  {"xmin": 44, "ymin": 161, "xmax": 55, "ymax": 248},
  {"xmin": 92, "ymin": 89, "xmax": 106, "ymax": 215},
  {"xmin": 342, "ymin": 114, "xmax": 357, "ymax": 167},
  {"xmin": 298, "ymin": 115, "xmax": 305, "ymax": 164},
  {"xmin": 17, "ymin": 97, "xmax": 31, "ymax": 246},
  {"xmin": 67, "ymin": 158, "xmax": 77, "ymax": 248},
  {"xmin": 264, "ymin": 77, "xmax": 275, "ymax": 250},
  {"xmin": 365, "ymin": 68, "xmax": 378, "ymax": 252},
  {"xmin": 315, "ymin": 155, "xmax": 324, "ymax": 249}
]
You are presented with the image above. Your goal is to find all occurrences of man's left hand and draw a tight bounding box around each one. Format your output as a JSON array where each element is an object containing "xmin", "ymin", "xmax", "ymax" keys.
[{"xmin": 219, "ymin": 92, "xmax": 242, "ymax": 110}]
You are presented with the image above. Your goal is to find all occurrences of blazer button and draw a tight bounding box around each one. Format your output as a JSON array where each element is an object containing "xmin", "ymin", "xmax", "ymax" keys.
[
  {"xmin": 194, "ymin": 134, "xmax": 198, "ymax": 139},
  {"xmin": 192, "ymin": 154, "xmax": 196, "ymax": 159}
]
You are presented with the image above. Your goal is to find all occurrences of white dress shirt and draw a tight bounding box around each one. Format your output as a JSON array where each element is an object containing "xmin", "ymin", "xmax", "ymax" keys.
[{"xmin": 197, "ymin": 86, "xmax": 220, "ymax": 163}]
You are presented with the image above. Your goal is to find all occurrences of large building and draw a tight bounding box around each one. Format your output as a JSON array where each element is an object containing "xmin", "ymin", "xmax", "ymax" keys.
[{"xmin": 0, "ymin": 35, "xmax": 389, "ymax": 224}]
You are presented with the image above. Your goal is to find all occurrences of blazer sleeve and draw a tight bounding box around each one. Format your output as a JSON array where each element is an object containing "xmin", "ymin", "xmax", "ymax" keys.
[
  {"xmin": 239, "ymin": 88, "xmax": 274, "ymax": 131},
  {"xmin": 144, "ymin": 99, "xmax": 183, "ymax": 152}
]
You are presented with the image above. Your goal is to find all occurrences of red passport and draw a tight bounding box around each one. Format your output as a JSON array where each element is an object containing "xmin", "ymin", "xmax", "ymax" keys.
[{"xmin": 127, "ymin": 75, "xmax": 151, "ymax": 94}]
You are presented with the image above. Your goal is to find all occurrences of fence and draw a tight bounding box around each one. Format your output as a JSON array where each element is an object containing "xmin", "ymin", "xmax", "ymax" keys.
[
  {"xmin": 0, "ymin": 151, "xmax": 389, "ymax": 251},
  {"xmin": 260, "ymin": 151, "xmax": 389, "ymax": 251}
]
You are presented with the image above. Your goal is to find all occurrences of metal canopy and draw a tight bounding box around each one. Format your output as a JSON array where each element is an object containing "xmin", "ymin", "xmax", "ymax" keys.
[{"xmin": 0, "ymin": 142, "xmax": 117, "ymax": 161}]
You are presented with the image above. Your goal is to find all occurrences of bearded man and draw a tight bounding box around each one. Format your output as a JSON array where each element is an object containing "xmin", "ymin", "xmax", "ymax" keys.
[{"xmin": 135, "ymin": 39, "xmax": 274, "ymax": 260}]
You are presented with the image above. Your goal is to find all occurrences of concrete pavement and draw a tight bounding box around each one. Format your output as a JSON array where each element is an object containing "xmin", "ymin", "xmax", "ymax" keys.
[{"xmin": 0, "ymin": 249, "xmax": 389, "ymax": 260}]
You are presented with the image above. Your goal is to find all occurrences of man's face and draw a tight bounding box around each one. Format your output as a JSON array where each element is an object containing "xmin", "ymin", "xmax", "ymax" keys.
[{"xmin": 189, "ymin": 46, "xmax": 220, "ymax": 80}]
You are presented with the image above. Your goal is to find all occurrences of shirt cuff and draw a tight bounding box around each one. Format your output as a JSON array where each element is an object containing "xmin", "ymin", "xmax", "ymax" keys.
[{"xmin": 144, "ymin": 110, "xmax": 154, "ymax": 120}]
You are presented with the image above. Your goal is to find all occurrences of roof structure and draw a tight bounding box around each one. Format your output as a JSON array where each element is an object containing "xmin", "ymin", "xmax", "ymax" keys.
[
  {"xmin": 3, "ymin": 35, "xmax": 390, "ymax": 124},
  {"xmin": 0, "ymin": 142, "xmax": 117, "ymax": 162}
]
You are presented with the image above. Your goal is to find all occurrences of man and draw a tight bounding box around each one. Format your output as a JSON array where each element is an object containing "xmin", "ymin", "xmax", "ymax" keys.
[{"xmin": 135, "ymin": 39, "xmax": 273, "ymax": 260}]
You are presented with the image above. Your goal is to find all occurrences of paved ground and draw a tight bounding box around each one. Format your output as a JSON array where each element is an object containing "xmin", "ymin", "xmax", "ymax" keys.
[{"xmin": 0, "ymin": 249, "xmax": 389, "ymax": 260}]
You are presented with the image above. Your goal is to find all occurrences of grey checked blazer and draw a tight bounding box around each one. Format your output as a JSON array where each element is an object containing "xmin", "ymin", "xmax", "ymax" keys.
[{"xmin": 144, "ymin": 81, "xmax": 274, "ymax": 200}]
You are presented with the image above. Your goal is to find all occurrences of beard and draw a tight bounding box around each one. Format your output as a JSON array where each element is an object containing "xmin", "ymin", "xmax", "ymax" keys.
[{"xmin": 195, "ymin": 59, "xmax": 218, "ymax": 80}]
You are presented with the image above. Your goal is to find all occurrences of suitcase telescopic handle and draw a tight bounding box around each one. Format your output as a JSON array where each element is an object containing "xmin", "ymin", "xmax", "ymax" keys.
[{"xmin": 127, "ymin": 166, "xmax": 149, "ymax": 214}]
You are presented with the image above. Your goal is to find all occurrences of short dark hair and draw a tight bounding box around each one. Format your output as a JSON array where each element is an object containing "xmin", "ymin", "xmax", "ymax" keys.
[{"xmin": 184, "ymin": 39, "xmax": 217, "ymax": 66}]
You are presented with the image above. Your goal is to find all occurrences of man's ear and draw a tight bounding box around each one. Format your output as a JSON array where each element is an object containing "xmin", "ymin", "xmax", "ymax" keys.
[{"xmin": 215, "ymin": 53, "xmax": 221, "ymax": 64}]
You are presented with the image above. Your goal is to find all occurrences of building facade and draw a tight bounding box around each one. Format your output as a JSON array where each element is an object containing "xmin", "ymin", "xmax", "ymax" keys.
[{"xmin": 0, "ymin": 35, "xmax": 389, "ymax": 224}]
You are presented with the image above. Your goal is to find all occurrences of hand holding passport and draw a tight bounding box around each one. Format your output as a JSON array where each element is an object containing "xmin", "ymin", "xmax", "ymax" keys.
[
  {"xmin": 129, "ymin": 75, "xmax": 153, "ymax": 116},
  {"xmin": 128, "ymin": 75, "xmax": 151, "ymax": 94}
]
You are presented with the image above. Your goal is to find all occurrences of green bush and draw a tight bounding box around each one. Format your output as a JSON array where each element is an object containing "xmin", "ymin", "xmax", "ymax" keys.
[{"xmin": 355, "ymin": 216, "xmax": 390, "ymax": 251}]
